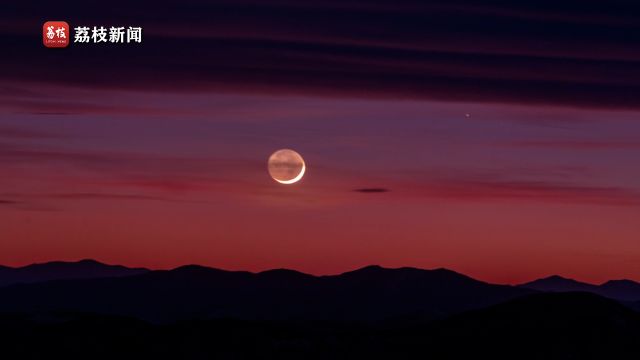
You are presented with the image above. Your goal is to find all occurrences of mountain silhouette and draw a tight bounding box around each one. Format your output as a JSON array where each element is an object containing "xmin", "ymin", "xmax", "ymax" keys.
[
  {"xmin": 599, "ymin": 280, "xmax": 640, "ymax": 301},
  {"xmin": 1, "ymin": 261, "xmax": 640, "ymax": 358},
  {"xmin": 520, "ymin": 275, "xmax": 640, "ymax": 301},
  {"xmin": 0, "ymin": 259, "xmax": 149, "ymax": 288},
  {"xmin": 0, "ymin": 264, "xmax": 533, "ymax": 323},
  {"xmin": 386, "ymin": 292, "xmax": 640, "ymax": 359},
  {"xmin": 1, "ymin": 292, "xmax": 639, "ymax": 359},
  {"xmin": 519, "ymin": 275, "xmax": 597, "ymax": 292}
]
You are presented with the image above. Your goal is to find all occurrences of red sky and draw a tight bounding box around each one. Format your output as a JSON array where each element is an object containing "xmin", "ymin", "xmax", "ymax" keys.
[{"xmin": 1, "ymin": 88, "xmax": 640, "ymax": 284}]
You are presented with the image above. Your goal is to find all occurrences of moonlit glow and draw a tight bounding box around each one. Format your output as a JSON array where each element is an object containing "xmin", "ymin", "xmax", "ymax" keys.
[{"xmin": 268, "ymin": 149, "xmax": 306, "ymax": 185}]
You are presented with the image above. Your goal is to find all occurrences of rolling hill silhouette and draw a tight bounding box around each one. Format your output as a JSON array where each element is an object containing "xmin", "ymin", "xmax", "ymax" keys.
[
  {"xmin": 520, "ymin": 275, "xmax": 640, "ymax": 301},
  {"xmin": 387, "ymin": 292, "xmax": 640, "ymax": 359},
  {"xmin": 1, "ymin": 292, "xmax": 639, "ymax": 359},
  {"xmin": 600, "ymin": 280, "xmax": 640, "ymax": 301},
  {"xmin": 2, "ymin": 261, "xmax": 640, "ymax": 358},
  {"xmin": 0, "ymin": 259, "xmax": 149, "ymax": 288},
  {"xmin": 0, "ymin": 264, "xmax": 532, "ymax": 323}
]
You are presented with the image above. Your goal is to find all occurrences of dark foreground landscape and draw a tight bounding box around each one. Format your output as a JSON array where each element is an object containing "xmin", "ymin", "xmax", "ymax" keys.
[{"xmin": 2, "ymin": 260, "xmax": 640, "ymax": 359}]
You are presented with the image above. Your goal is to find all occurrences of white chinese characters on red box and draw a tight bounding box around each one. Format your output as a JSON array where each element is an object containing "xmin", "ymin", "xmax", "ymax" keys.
[{"xmin": 43, "ymin": 21, "xmax": 70, "ymax": 48}]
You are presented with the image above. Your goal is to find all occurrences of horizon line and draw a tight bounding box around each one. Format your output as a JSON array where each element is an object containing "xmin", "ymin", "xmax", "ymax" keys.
[{"xmin": 1, "ymin": 258, "xmax": 638, "ymax": 287}]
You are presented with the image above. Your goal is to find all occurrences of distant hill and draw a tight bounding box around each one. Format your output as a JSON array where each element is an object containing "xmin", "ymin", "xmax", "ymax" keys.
[
  {"xmin": 0, "ymin": 264, "xmax": 533, "ymax": 323},
  {"xmin": 0, "ymin": 259, "xmax": 149, "ymax": 287},
  {"xmin": 600, "ymin": 280, "xmax": 640, "ymax": 301},
  {"xmin": 389, "ymin": 292, "xmax": 640, "ymax": 359},
  {"xmin": 519, "ymin": 275, "xmax": 597, "ymax": 292},
  {"xmin": 520, "ymin": 275, "xmax": 640, "ymax": 301},
  {"xmin": 1, "ymin": 292, "xmax": 639, "ymax": 359}
]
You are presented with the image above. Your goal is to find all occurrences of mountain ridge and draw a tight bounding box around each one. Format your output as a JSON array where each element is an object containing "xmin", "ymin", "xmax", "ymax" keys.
[
  {"xmin": 0, "ymin": 262, "xmax": 533, "ymax": 323},
  {"xmin": 520, "ymin": 275, "xmax": 640, "ymax": 302},
  {"xmin": 0, "ymin": 259, "xmax": 149, "ymax": 288}
]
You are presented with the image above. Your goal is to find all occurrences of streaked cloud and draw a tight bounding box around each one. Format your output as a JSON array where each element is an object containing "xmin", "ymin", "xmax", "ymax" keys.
[
  {"xmin": 2, "ymin": 0, "xmax": 640, "ymax": 109},
  {"xmin": 353, "ymin": 188, "xmax": 390, "ymax": 193},
  {"xmin": 505, "ymin": 140, "xmax": 640, "ymax": 150}
]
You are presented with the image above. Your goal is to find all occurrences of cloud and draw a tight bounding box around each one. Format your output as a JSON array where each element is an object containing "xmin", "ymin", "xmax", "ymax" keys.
[
  {"xmin": 353, "ymin": 188, "xmax": 390, "ymax": 193},
  {"xmin": 1, "ymin": 141, "xmax": 638, "ymax": 209},
  {"xmin": 0, "ymin": 142, "xmax": 269, "ymax": 208},
  {"xmin": 1, "ymin": 1, "xmax": 640, "ymax": 109},
  {"xmin": 51, "ymin": 192, "xmax": 222, "ymax": 205},
  {"xmin": 0, "ymin": 98, "xmax": 194, "ymax": 116},
  {"xmin": 0, "ymin": 126, "xmax": 62, "ymax": 139},
  {"xmin": 0, "ymin": 143, "xmax": 127, "ymax": 165},
  {"xmin": 409, "ymin": 179, "xmax": 640, "ymax": 207},
  {"xmin": 504, "ymin": 140, "xmax": 640, "ymax": 150},
  {"xmin": 42, "ymin": 193, "xmax": 172, "ymax": 201},
  {"xmin": 0, "ymin": 142, "xmax": 262, "ymax": 175},
  {"xmin": 0, "ymin": 193, "xmax": 215, "ymax": 211}
]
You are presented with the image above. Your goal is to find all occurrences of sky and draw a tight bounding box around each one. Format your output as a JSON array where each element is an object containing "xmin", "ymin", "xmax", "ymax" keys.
[{"xmin": 1, "ymin": 0, "xmax": 640, "ymax": 284}]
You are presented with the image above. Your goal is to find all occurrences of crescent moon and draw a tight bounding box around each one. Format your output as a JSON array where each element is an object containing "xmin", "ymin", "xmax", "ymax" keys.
[
  {"xmin": 268, "ymin": 149, "xmax": 306, "ymax": 185},
  {"xmin": 275, "ymin": 163, "xmax": 305, "ymax": 184}
]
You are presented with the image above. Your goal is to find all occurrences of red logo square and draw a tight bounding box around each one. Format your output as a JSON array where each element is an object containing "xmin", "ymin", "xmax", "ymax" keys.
[{"xmin": 43, "ymin": 21, "xmax": 70, "ymax": 48}]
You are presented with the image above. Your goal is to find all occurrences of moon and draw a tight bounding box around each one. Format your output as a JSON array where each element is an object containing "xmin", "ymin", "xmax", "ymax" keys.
[{"xmin": 268, "ymin": 149, "xmax": 306, "ymax": 184}]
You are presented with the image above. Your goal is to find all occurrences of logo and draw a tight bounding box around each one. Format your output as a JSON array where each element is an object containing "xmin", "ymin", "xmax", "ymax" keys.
[
  {"xmin": 43, "ymin": 22, "xmax": 144, "ymax": 48},
  {"xmin": 73, "ymin": 26, "xmax": 143, "ymax": 44},
  {"xmin": 43, "ymin": 21, "xmax": 70, "ymax": 48}
]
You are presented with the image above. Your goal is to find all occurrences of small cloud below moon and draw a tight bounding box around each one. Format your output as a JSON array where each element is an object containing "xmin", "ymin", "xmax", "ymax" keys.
[{"xmin": 353, "ymin": 188, "xmax": 390, "ymax": 193}]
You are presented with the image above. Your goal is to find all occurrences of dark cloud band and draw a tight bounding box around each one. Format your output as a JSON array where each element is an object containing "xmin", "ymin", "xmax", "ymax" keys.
[
  {"xmin": 2, "ymin": 0, "xmax": 640, "ymax": 108},
  {"xmin": 353, "ymin": 188, "xmax": 390, "ymax": 193}
]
